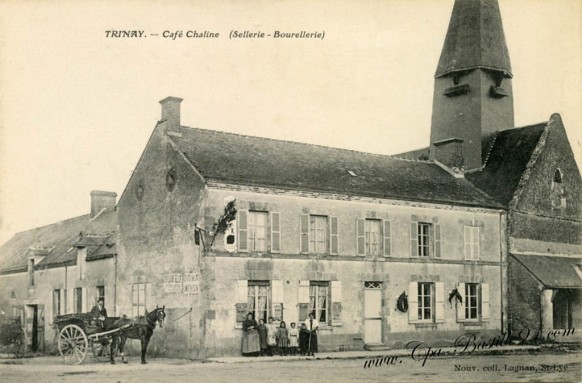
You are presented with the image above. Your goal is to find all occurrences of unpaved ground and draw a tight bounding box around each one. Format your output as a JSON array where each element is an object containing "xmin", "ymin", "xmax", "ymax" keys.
[{"xmin": 0, "ymin": 351, "xmax": 580, "ymax": 382}]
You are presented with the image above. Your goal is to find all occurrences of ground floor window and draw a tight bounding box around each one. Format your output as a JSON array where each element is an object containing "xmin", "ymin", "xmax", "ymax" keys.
[
  {"xmin": 53, "ymin": 289, "xmax": 61, "ymax": 317},
  {"xmin": 310, "ymin": 282, "xmax": 330, "ymax": 324},
  {"xmin": 74, "ymin": 288, "xmax": 83, "ymax": 313},
  {"xmin": 464, "ymin": 283, "xmax": 480, "ymax": 320},
  {"xmin": 418, "ymin": 282, "xmax": 433, "ymax": 321},
  {"xmin": 96, "ymin": 285, "xmax": 105, "ymax": 307},
  {"xmin": 132, "ymin": 284, "xmax": 146, "ymax": 317},
  {"xmin": 248, "ymin": 281, "xmax": 270, "ymax": 323}
]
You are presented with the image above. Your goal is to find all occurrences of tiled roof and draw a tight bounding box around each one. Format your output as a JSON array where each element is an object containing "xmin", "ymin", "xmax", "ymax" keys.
[
  {"xmin": 169, "ymin": 126, "xmax": 502, "ymax": 208},
  {"xmin": 512, "ymin": 254, "xmax": 582, "ymax": 289},
  {"xmin": 435, "ymin": 0, "xmax": 512, "ymax": 78},
  {"xmin": 0, "ymin": 209, "xmax": 117, "ymax": 273},
  {"xmin": 466, "ymin": 123, "xmax": 547, "ymax": 206}
]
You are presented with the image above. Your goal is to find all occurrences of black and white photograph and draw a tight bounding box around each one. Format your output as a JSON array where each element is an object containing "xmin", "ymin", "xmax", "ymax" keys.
[{"xmin": 0, "ymin": 0, "xmax": 580, "ymax": 382}]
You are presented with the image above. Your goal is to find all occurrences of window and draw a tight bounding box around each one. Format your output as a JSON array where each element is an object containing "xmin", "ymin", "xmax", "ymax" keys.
[
  {"xmin": 417, "ymin": 282, "xmax": 433, "ymax": 321},
  {"xmin": 410, "ymin": 221, "xmax": 441, "ymax": 258},
  {"xmin": 309, "ymin": 215, "xmax": 328, "ymax": 253},
  {"xmin": 365, "ymin": 219, "xmax": 381, "ymax": 256},
  {"xmin": 74, "ymin": 288, "xmax": 83, "ymax": 313},
  {"xmin": 96, "ymin": 286, "xmax": 105, "ymax": 307},
  {"xmin": 132, "ymin": 284, "xmax": 146, "ymax": 317},
  {"xmin": 464, "ymin": 226, "xmax": 480, "ymax": 260},
  {"xmin": 357, "ymin": 218, "xmax": 390, "ymax": 256},
  {"xmin": 248, "ymin": 211, "xmax": 268, "ymax": 252},
  {"xmin": 554, "ymin": 169, "xmax": 562, "ymax": 183},
  {"xmin": 310, "ymin": 282, "xmax": 330, "ymax": 324},
  {"xmin": 28, "ymin": 259, "xmax": 34, "ymax": 287},
  {"xmin": 248, "ymin": 281, "xmax": 270, "ymax": 323},
  {"xmin": 418, "ymin": 223, "xmax": 431, "ymax": 257},
  {"xmin": 53, "ymin": 289, "xmax": 61, "ymax": 317},
  {"xmin": 465, "ymin": 283, "xmax": 479, "ymax": 320}
]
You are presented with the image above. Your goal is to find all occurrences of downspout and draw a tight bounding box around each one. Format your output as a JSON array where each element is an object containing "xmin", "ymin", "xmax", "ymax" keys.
[
  {"xmin": 114, "ymin": 254, "xmax": 118, "ymax": 317},
  {"xmin": 61, "ymin": 262, "xmax": 68, "ymax": 314}
]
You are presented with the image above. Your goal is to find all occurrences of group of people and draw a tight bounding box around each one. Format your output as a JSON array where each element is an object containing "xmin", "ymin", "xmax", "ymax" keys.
[{"xmin": 242, "ymin": 313, "xmax": 319, "ymax": 357}]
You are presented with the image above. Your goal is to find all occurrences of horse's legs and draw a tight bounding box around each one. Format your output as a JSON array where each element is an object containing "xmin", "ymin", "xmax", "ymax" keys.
[
  {"xmin": 141, "ymin": 334, "xmax": 151, "ymax": 364},
  {"xmin": 109, "ymin": 335, "xmax": 117, "ymax": 365},
  {"xmin": 119, "ymin": 335, "xmax": 128, "ymax": 364}
]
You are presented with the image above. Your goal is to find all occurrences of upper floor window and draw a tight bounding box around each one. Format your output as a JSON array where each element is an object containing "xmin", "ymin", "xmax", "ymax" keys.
[
  {"xmin": 248, "ymin": 211, "xmax": 268, "ymax": 252},
  {"xmin": 410, "ymin": 221, "xmax": 441, "ymax": 258},
  {"xmin": 554, "ymin": 169, "xmax": 562, "ymax": 184},
  {"xmin": 301, "ymin": 214, "xmax": 337, "ymax": 255},
  {"xmin": 551, "ymin": 168, "xmax": 566, "ymax": 209},
  {"xmin": 238, "ymin": 210, "xmax": 280, "ymax": 253},
  {"xmin": 28, "ymin": 259, "xmax": 34, "ymax": 287},
  {"xmin": 357, "ymin": 218, "xmax": 391, "ymax": 256},
  {"xmin": 464, "ymin": 226, "xmax": 480, "ymax": 260}
]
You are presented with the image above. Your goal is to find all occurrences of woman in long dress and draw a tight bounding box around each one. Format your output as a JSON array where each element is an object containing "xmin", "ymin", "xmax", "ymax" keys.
[
  {"xmin": 266, "ymin": 316, "xmax": 278, "ymax": 356},
  {"xmin": 303, "ymin": 312, "xmax": 319, "ymax": 356},
  {"xmin": 241, "ymin": 313, "xmax": 260, "ymax": 356}
]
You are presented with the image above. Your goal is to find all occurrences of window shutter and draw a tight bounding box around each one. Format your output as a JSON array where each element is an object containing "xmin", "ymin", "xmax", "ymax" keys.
[
  {"xmin": 272, "ymin": 280, "xmax": 283, "ymax": 303},
  {"xmin": 473, "ymin": 227, "xmax": 480, "ymax": 260},
  {"xmin": 435, "ymin": 282, "xmax": 445, "ymax": 323},
  {"xmin": 408, "ymin": 282, "xmax": 418, "ymax": 322},
  {"xmin": 82, "ymin": 287, "xmax": 87, "ymax": 313},
  {"xmin": 356, "ymin": 218, "xmax": 365, "ymax": 256},
  {"xmin": 298, "ymin": 280, "xmax": 309, "ymax": 303},
  {"xmin": 238, "ymin": 210, "xmax": 248, "ymax": 252},
  {"xmin": 300, "ymin": 214, "xmax": 309, "ymax": 254},
  {"xmin": 330, "ymin": 216, "xmax": 339, "ymax": 255},
  {"xmin": 383, "ymin": 220, "xmax": 391, "ymax": 256},
  {"xmin": 271, "ymin": 212, "xmax": 281, "ymax": 253},
  {"xmin": 61, "ymin": 289, "xmax": 67, "ymax": 314},
  {"xmin": 331, "ymin": 281, "xmax": 342, "ymax": 326},
  {"xmin": 464, "ymin": 226, "xmax": 471, "ymax": 259},
  {"xmin": 235, "ymin": 280, "xmax": 248, "ymax": 304},
  {"xmin": 410, "ymin": 223, "xmax": 418, "ymax": 257},
  {"xmin": 434, "ymin": 224, "xmax": 441, "ymax": 258},
  {"xmin": 481, "ymin": 283, "xmax": 490, "ymax": 321},
  {"xmin": 456, "ymin": 283, "xmax": 465, "ymax": 322}
]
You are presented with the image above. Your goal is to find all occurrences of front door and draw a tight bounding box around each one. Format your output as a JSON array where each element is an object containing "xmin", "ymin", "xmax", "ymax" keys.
[{"xmin": 364, "ymin": 282, "xmax": 382, "ymax": 344}]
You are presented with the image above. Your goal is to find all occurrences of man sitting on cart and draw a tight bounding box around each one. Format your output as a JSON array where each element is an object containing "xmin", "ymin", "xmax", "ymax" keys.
[{"xmin": 90, "ymin": 299, "xmax": 107, "ymax": 329}]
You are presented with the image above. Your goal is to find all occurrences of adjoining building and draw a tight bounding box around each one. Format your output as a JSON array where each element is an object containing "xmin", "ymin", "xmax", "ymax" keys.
[{"xmin": 399, "ymin": 0, "xmax": 582, "ymax": 336}]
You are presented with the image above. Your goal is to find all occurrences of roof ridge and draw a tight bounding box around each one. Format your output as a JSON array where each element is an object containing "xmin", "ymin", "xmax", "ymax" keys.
[
  {"xmin": 11, "ymin": 214, "xmax": 90, "ymax": 237},
  {"xmin": 177, "ymin": 125, "xmax": 434, "ymax": 164}
]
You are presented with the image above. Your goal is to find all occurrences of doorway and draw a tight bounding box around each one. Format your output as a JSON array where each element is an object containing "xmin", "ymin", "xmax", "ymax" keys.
[
  {"xmin": 364, "ymin": 282, "xmax": 383, "ymax": 344},
  {"xmin": 24, "ymin": 304, "xmax": 44, "ymax": 352}
]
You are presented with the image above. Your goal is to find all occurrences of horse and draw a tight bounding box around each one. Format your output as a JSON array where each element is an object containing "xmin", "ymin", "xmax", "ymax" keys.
[{"xmin": 108, "ymin": 306, "xmax": 166, "ymax": 365}]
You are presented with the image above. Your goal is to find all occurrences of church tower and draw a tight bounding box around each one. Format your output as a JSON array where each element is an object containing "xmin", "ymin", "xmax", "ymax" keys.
[{"xmin": 430, "ymin": 0, "xmax": 514, "ymax": 172}]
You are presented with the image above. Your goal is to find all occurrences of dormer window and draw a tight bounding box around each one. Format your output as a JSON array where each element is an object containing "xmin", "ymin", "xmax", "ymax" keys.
[
  {"xmin": 551, "ymin": 168, "xmax": 566, "ymax": 209},
  {"xmin": 553, "ymin": 169, "xmax": 563, "ymax": 184}
]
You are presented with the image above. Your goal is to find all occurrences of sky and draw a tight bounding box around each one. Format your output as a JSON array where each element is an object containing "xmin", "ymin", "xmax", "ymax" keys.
[{"xmin": 0, "ymin": 0, "xmax": 580, "ymax": 244}]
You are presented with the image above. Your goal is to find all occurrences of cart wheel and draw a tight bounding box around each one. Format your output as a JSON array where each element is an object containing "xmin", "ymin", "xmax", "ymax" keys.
[
  {"xmin": 58, "ymin": 324, "xmax": 88, "ymax": 365},
  {"xmin": 91, "ymin": 337, "xmax": 115, "ymax": 361},
  {"xmin": 14, "ymin": 338, "xmax": 25, "ymax": 358}
]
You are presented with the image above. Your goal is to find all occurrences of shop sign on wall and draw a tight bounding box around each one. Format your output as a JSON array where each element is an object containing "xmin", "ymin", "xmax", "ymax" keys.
[{"xmin": 161, "ymin": 272, "xmax": 200, "ymax": 295}]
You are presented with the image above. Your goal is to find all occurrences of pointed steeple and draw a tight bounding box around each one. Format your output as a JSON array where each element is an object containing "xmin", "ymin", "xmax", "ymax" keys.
[
  {"xmin": 435, "ymin": 0, "xmax": 512, "ymax": 78},
  {"xmin": 429, "ymin": 0, "xmax": 515, "ymax": 172}
]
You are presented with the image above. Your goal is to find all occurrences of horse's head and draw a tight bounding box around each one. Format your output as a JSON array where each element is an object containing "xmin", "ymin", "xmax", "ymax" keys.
[{"xmin": 154, "ymin": 305, "xmax": 166, "ymax": 328}]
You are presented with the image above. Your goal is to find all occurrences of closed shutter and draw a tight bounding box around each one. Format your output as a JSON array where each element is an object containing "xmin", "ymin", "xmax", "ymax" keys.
[
  {"xmin": 271, "ymin": 212, "xmax": 281, "ymax": 253},
  {"xmin": 435, "ymin": 282, "xmax": 445, "ymax": 323},
  {"xmin": 235, "ymin": 280, "xmax": 248, "ymax": 303},
  {"xmin": 481, "ymin": 283, "xmax": 490, "ymax": 321},
  {"xmin": 300, "ymin": 214, "xmax": 309, "ymax": 254},
  {"xmin": 434, "ymin": 224, "xmax": 442, "ymax": 258},
  {"xmin": 238, "ymin": 210, "xmax": 248, "ymax": 252},
  {"xmin": 408, "ymin": 282, "xmax": 418, "ymax": 322},
  {"xmin": 473, "ymin": 227, "xmax": 480, "ymax": 260},
  {"xmin": 331, "ymin": 281, "xmax": 342, "ymax": 326},
  {"xmin": 456, "ymin": 283, "xmax": 466, "ymax": 322},
  {"xmin": 410, "ymin": 223, "xmax": 418, "ymax": 257},
  {"xmin": 272, "ymin": 280, "xmax": 283, "ymax": 303},
  {"xmin": 464, "ymin": 226, "xmax": 471, "ymax": 259},
  {"xmin": 356, "ymin": 218, "xmax": 365, "ymax": 255},
  {"xmin": 82, "ymin": 287, "xmax": 87, "ymax": 313},
  {"xmin": 383, "ymin": 220, "xmax": 391, "ymax": 256},
  {"xmin": 330, "ymin": 216, "xmax": 339, "ymax": 255}
]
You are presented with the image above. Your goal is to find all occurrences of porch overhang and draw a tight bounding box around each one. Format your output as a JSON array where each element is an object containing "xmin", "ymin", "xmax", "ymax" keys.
[{"xmin": 511, "ymin": 254, "xmax": 582, "ymax": 289}]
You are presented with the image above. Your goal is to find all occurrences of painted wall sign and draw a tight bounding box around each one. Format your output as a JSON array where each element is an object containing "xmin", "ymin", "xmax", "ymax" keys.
[
  {"xmin": 235, "ymin": 303, "xmax": 248, "ymax": 322},
  {"xmin": 161, "ymin": 273, "xmax": 200, "ymax": 295}
]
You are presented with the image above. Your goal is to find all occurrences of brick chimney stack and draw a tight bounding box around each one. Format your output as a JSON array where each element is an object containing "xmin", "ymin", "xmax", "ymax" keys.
[
  {"xmin": 90, "ymin": 190, "xmax": 117, "ymax": 218},
  {"xmin": 160, "ymin": 96, "xmax": 183, "ymax": 128}
]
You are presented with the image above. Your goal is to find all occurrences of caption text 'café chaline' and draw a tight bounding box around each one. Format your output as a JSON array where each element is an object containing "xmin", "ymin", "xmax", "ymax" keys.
[{"xmin": 104, "ymin": 30, "xmax": 326, "ymax": 40}]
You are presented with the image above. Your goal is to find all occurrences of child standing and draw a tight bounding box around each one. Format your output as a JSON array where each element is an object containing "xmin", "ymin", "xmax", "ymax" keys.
[
  {"xmin": 266, "ymin": 317, "xmax": 277, "ymax": 356},
  {"xmin": 257, "ymin": 318, "xmax": 268, "ymax": 356},
  {"xmin": 288, "ymin": 322, "xmax": 299, "ymax": 356},
  {"xmin": 276, "ymin": 321, "xmax": 289, "ymax": 356},
  {"xmin": 299, "ymin": 323, "xmax": 309, "ymax": 356}
]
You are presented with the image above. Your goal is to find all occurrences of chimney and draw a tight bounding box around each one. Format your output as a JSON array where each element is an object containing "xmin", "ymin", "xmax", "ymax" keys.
[
  {"xmin": 90, "ymin": 190, "xmax": 117, "ymax": 218},
  {"xmin": 433, "ymin": 138, "xmax": 464, "ymax": 172},
  {"xmin": 160, "ymin": 96, "xmax": 183, "ymax": 128}
]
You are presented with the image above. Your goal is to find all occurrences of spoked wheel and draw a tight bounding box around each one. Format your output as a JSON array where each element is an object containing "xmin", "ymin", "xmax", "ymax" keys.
[
  {"xmin": 58, "ymin": 324, "xmax": 88, "ymax": 365},
  {"xmin": 90, "ymin": 336, "xmax": 115, "ymax": 362}
]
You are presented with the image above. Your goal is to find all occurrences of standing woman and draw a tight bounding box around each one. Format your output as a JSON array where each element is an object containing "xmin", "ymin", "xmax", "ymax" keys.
[
  {"xmin": 303, "ymin": 312, "xmax": 319, "ymax": 356},
  {"xmin": 242, "ymin": 313, "xmax": 260, "ymax": 356}
]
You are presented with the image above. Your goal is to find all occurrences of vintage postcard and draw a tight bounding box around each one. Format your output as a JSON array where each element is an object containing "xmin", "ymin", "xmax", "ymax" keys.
[{"xmin": 0, "ymin": 0, "xmax": 580, "ymax": 382}]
